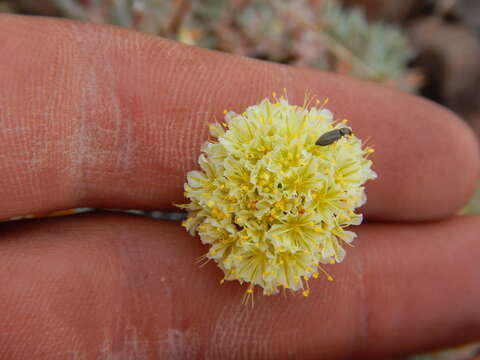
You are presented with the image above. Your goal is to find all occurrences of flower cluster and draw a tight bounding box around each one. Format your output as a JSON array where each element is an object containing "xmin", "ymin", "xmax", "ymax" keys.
[{"xmin": 178, "ymin": 95, "xmax": 376, "ymax": 297}]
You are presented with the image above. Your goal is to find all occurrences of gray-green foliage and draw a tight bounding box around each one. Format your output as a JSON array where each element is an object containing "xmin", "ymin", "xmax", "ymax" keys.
[
  {"xmin": 464, "ymin": 181, "xmax": 480, "ymax": 215},
  {"xmin": 22, "ymin": 0, "xmax": 419, "ymax": 91},
  {"xmin": 321, "ymin": 1, "xmax": 415, "ymax": 84}
]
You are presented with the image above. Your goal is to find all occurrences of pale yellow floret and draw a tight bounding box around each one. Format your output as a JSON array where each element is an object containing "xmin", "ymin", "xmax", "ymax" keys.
[{"xmin": 178, "ymin": 95, "xmax": 376, "ymax": 298}]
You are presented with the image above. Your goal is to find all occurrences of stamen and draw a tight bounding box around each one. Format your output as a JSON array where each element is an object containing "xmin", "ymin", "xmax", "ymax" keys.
[
  {"xmin": 318, "ymin": 265, "xmax": 334, "ymax": 281},
  {"xmin": 320, "ymin": 97, "xmax": 329, "ymax": 109}
]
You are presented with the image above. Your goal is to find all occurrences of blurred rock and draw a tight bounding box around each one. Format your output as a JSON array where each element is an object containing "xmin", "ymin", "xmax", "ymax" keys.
[
  {"xmin": 472, "ymin": 113, "xmax": 480, "ymax": 138},
  {"xmin": 6, "ymin": 0, "xmax": 60, "ymax": 16},
  {"xmin": 341, "ymin": 0, "xmax": 420, "ymax": 21},
  {"xmin": 454, "ymin": 0, "xmax": 480, "ymax": 38},
  {"xmin": 409, "ymin": 18, "xmax": 480, "ymax": 122}
]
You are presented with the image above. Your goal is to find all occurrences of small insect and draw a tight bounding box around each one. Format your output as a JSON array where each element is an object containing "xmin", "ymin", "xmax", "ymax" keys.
[{"xmin": 315, "ymin": 128, "xmax": 352, "ymax": 146}]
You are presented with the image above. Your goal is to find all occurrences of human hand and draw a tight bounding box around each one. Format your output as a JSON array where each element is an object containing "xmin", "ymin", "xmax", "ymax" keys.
[{"xmin": 0, "ymin": 15, "xmax": 479, "ymax": 359}]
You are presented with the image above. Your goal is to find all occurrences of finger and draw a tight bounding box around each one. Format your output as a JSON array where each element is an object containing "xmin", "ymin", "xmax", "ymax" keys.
[
  {"xmin": 0, "ymin": 15, "xmax": 478, "ymax": 221},
  {"xmin": 0, "ymin": 215, "xmax": 479, "ymax": 359}
]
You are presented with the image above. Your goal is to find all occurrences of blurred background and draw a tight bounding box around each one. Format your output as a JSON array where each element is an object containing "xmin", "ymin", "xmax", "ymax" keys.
[{"xmin": 1, "ymin": 1, "xmax": 479, "ymax": 359}]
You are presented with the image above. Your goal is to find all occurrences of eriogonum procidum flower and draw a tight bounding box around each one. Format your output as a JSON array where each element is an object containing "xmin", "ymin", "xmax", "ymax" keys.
[{"xmin": 178, "ymin": 94, "xmax": 376, "ymax": 298}]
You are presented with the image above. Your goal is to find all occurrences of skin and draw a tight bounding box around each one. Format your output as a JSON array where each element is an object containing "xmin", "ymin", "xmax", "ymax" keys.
[{"xmin": 0, "ymin": 14, "xmax": 479, "ymax": 360}]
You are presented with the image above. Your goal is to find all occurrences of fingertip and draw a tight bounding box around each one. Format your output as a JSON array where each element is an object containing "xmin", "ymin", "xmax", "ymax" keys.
[
  {"xmin": 416, "ymin": 99, "xmax": 480, "ymax": 218},
  {"xmin": 441, "ymin": 107, "xmax": 480, "ymax": 212},
  {"xmin": 362, "ymin": 93, "xmax": 480, "ymax": 221}
]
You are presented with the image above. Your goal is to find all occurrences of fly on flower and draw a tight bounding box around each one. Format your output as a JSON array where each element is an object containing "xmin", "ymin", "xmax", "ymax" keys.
[{"xmin": 177, "ymin": 93, "xmax": 377, "ymax": 303}]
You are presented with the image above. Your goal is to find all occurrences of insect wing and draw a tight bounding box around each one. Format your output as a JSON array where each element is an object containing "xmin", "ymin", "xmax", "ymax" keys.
[{"xmin": 315, "ymin": 129, "xmax": 342, "ymax": 146}]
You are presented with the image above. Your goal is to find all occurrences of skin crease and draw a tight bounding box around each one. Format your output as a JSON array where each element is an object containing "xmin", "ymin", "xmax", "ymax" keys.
[{"xmin": 0, "ymin": 14, "xmax": 479, "ymax": 359}]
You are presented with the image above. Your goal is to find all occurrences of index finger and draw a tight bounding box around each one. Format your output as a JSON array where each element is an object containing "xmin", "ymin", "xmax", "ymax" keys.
[{"xmin": 0, "ymin": 14, "xmax": 478, "ymax": 221}]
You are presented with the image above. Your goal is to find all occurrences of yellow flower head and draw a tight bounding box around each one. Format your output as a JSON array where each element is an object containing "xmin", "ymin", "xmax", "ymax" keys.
[{"xmin": 178, "ymin": 95, "xmax": 376, "ymax": 297}]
